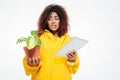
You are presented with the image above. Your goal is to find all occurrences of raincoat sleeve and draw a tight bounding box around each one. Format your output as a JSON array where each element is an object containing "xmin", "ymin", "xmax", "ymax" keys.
[
  {"xmin": 66, "ymin": 53, "xmax": 80, "ymax": 74},
  {"xmin": 23, "ymin": 57, "xmax": 41, "ymax": 76}
]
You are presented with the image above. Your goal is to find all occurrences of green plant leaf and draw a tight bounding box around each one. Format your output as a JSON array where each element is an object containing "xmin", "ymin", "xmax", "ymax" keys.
[
  {"xmin": 31, "ymin": 30, "xmax": 38, "ymax": 36},
  {"xmin": 16, "ymin": 37, "xmax": 27, "ymax": 44},
  {"xmin": 26, "ymin": 36, "xmax": 36, "ymax": 49},
  {"xmin": 36, "ymin": 38, "xmax": 41, "ymax": 45},
  {"xmin": 17, "ymin": 30, "xmax": 42, "ymax": 49}
]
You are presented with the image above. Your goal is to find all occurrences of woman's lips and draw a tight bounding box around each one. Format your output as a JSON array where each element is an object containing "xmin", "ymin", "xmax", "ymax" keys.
[{"xmin": 51, "ymin": 25, "xmax": 56, "ymax": 27}]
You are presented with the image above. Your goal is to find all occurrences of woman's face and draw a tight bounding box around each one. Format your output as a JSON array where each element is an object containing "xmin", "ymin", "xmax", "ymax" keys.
[{"xmin": 47, "ymin": 12, "xmax": 60, "ymax": 32}]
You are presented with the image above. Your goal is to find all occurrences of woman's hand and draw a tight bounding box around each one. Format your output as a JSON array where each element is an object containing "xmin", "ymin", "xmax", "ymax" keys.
[
  {"xmin": 26, "ymin": 56, "xmax": 40, "ymax": 66},
  {"xmin": 23, "ymin": 45, "xmax": 40, "ymax": 66},
  {"xmin": 67, "ymin": 51, "xmax": 77, "ymax": 62}
]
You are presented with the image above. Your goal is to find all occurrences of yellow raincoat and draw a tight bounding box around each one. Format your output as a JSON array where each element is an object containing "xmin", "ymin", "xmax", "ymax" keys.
[{"xmin": 23, "ymin": 30, "xmax": 80, "ymax": 80}]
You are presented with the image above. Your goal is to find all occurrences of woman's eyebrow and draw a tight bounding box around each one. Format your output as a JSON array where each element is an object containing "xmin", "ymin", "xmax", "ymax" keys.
[
  {"xmin": 49, "ymin": 16, "xmax": 59, "ymax": 18},
  {"xmin": 54, "ymin": 16, "xmax": 59, "ymax": 18}
]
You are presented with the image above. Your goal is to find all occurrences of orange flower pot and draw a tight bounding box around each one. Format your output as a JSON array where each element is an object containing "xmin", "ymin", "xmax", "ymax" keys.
[{"xmin": 24, "ymin": 45, "xmax": 40, "ymax": 58}]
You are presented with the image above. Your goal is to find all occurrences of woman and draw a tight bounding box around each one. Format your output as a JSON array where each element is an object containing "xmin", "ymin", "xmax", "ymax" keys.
[{"xmin": 23, "ymin": 4, "xmax": 80, "ymax": 80}]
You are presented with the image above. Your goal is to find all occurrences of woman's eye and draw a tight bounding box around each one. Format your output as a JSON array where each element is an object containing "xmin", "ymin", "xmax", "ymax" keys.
[
  {"xmin": 47, "ymin": 17, "xmax": 60, "ymax": 21},
  {"xmin": 55, "ymin": 18, "xmax": 60, "ymax": 20},
  {"xmin": 48, "ymin": 18, "xmax": 52, "ymax": 21}
]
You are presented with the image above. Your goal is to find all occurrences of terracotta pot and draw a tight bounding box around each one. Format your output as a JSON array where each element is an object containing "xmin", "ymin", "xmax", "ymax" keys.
[{"xmin": 23, "ymin": 45, "xmax": 40, "ymax": 58}]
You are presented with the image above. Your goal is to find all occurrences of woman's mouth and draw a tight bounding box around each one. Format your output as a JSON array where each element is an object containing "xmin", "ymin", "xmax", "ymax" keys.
[{"xmin": 51, "ymin": 25, "xmax": 56, "ymax": 27}]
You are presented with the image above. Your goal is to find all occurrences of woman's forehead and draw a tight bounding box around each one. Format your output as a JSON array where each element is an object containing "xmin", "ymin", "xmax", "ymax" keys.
[{"xmin": 48, "ymin": 12, "xmax": 59, "ymax": 17}]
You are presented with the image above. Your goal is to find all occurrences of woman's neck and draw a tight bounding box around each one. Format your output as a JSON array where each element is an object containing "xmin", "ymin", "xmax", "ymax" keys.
[
  {"xmin": 54, "ymin": 33, "xmax": 58, "ymax": 39},
  {"xmin": 48, "ymin": 30, "xmax": 59, "ymax": 39}
]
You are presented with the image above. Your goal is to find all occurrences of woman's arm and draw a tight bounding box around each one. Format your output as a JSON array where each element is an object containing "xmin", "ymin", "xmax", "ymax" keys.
[
  {"xmin": 23, "ymin": 46, "xmax": 41, "ymax": 76},
  {"xmin": 66, "ymin": 52, "xmax": 80, "ymax": 74},
  {"xmin": 23, "ymin": 56, "xmax": 41, "ymax": 76}
]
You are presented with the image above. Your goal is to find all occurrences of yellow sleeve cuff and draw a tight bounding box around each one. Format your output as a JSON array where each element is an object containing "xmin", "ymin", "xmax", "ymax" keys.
[
  {"xmin": 67, "ymin": 61, "xmax": 76, "ymax": 66},
  {"xmin": 23, "ymin": 57, "xmax": 41, "ymax": 76}
]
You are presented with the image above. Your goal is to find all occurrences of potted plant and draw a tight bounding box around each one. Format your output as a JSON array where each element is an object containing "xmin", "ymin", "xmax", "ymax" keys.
[{"xmin": 16, "ymin": 30, "xmax": 41, "ymax": 58}]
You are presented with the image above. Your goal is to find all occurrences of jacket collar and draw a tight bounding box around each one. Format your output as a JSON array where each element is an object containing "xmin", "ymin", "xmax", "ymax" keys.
[{"xmin": 44, "ymin": 29, "xmax": 56, "ymax": 41}]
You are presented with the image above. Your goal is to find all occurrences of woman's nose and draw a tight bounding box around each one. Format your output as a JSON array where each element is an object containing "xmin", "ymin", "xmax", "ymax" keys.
[{"xmin": 52, "ymin": 19, "xmax": 55, "ymax": 24}]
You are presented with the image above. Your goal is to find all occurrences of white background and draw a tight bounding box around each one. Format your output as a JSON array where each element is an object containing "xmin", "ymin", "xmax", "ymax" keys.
[{"xmin": 0, "ymin": 0, "xmax": 120, "ymax": 80}]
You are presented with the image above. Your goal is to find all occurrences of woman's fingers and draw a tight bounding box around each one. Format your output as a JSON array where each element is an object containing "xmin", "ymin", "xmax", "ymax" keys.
[
  {"xmin": 67, "ymin": 54, "xmax": 75, "ymax": 61},
  {"xmin": 67, "ymin": 51, "xmax": 76, "ymax": 62},
  {"xmin": 67, "ymin": 51, "xmax": 76, "ymax": 58},
  {"xmin": 35, "ymin": 56, "xmax": 40, "ymax": 64},
  {"xmin": 27, "ymin": 58, "xmax": 32, "ymax": 65},
  {"xmin": 27, "ymin": 56, "xmax": 40, "ymax": 66}
]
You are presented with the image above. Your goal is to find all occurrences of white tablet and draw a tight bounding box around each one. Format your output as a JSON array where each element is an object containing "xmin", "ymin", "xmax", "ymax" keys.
[{"xmin": 55, "ymin": 37, "xmax": 88, "ymax": 57}]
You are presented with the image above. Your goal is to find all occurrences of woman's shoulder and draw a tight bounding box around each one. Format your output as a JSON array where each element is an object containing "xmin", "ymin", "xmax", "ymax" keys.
[
  {"xmin": 37, "ymin": 32, "xmax": 46, "ymax": 40},
  {"xmin": 61, "ymin": 33, "xmax": 72, "ymax": 41},
  {"xmin": 65, "ymin": 33, "xmax": 72, "ymax": 39}
]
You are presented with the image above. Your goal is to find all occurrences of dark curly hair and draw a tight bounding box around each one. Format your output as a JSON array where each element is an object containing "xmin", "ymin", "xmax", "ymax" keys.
[{"xmin": 37, "ymin": 4, "xmax": 69, "ymax": 37}]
